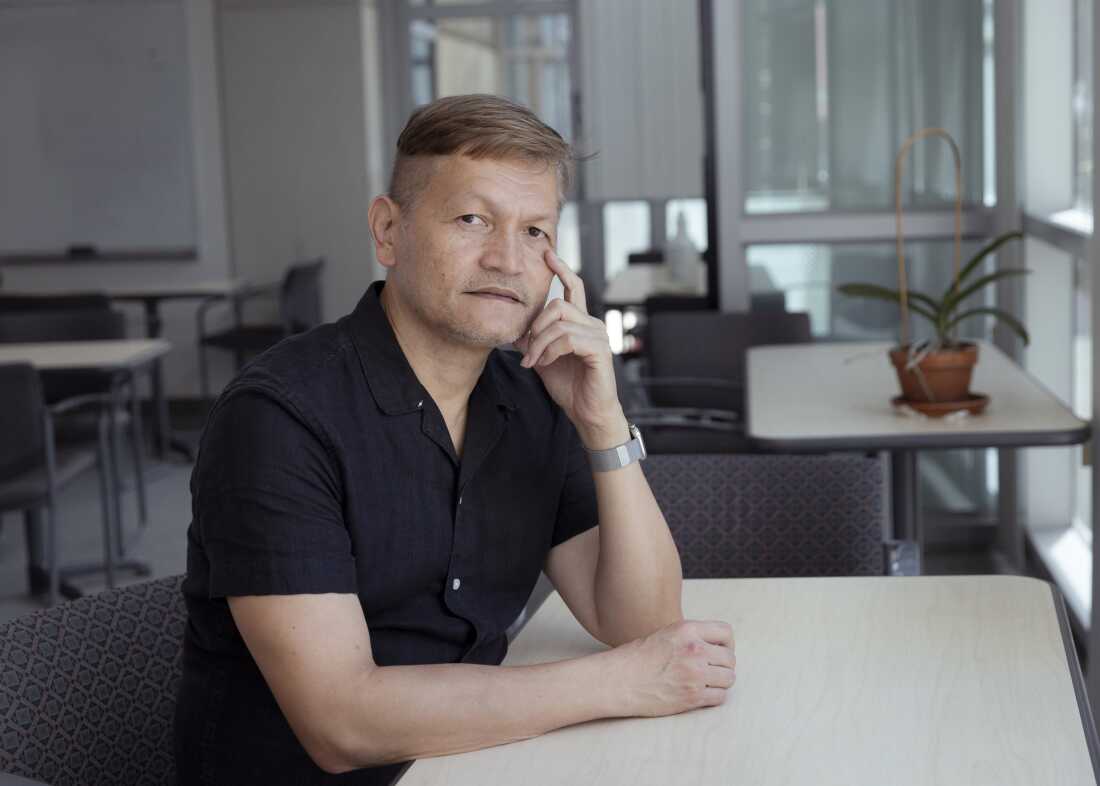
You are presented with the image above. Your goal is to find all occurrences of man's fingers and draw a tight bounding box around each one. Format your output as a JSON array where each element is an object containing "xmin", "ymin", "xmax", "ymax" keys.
[
  {"xmin": 705, "ymin": 665, "xmax": 736, "ymax": 689},
  {"xmin": 528, "ymin": 297, "xmax": 590, "ymax": 341},
  {"xmin": 693, "ymin": 621, "xmax": 735, "ymax": 649},
  {"xmin": 522, "ymin": 319, "xmax": 606, "ymax": 369},
  {"xmin": 705, "ymin": 643, "xmax": 736, "ymax": 670},
  {"xmin": 544, "ymin": 250, "xmax": 587, "ymax": 314},
  {"xmin": 701, "ymin": 687, "xmax": 731, "ymax": 707}
]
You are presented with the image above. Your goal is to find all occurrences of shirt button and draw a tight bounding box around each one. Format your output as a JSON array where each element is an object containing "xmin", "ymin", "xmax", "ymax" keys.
[
  {"xmin": 416, "ymin": 400, "xmax": 423, "ymax": 408},
  {"xmin": 452, "ymin": 578, "xmax": 461, "ymax": 591},
  {"xmin": 458, "ymin": 495, "xmax": 463, "ymax": 506}
]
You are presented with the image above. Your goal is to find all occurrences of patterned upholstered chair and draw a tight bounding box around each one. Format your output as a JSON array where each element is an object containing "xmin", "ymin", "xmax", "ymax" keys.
[
  {"xmin": 0, "ymin": 576, "xmax": 186, "ymax": 786},
  {"xmin": 644, "ymin": 453, "xmax": 916, "ymax": 577}
]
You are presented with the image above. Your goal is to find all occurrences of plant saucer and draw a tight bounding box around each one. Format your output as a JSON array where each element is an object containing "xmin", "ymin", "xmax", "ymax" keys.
[{"xmin": 891, "ymin": 392, "xmax": 990, "ymax": 418}]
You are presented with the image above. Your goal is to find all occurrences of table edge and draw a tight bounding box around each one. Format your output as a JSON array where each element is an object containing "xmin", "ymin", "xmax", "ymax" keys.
[
  {"xmin": 1051, "ymin": 582, "xmax": 1100, "ymax": 785},
  {"xmin": 748, "ymin": 423, "xmax": 1092, "ymax": 452}
]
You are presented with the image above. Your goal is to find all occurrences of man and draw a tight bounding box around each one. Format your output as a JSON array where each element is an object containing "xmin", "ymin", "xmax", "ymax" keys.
[{"xmin": 174, "ymin": 94, "xmax": 735, "ymax": 784}]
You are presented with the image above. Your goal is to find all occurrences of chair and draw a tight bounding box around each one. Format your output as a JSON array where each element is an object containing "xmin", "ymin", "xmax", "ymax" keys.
[
  {"xmin": 0, "ymin": 309, "xmax": 148, "ymax": 544},
  {"xmin": 0, "ymin": 364, "xmax": 113, "ymax": 606},
  {"xmin": 644, "ymin": 310, "xmax": 812, "ymax": 411},
  {"xmin": 0, "ymin": 576, "xmax": 186, "ymax": 786},
  {"xmin": 643, "ymin": 453, "xmax": 919, "ymax": 577},
  {"xmin": 197, "ymin": 258, "xmax": 325, "ymax": 398}
]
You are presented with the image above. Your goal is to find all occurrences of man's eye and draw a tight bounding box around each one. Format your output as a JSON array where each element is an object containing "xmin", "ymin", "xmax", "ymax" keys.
[
  {"xmin": 526, "ymin": 226, "xmax": 547, "ymax": 239},
  {"xmin": 458, "ymin": 214, "xmax": 486, "ymax": 226}
]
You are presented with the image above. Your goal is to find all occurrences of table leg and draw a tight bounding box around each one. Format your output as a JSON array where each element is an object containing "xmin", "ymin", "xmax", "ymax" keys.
[
  {"xmin": 891, "ymin": 450, "xmax": 923, "ymax": 566},
  {"xmin": 140, "ymin": 298, "xmax": 195, "ymax": 462}
]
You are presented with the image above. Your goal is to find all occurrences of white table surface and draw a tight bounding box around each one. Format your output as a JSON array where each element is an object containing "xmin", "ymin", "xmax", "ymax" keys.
[
  {"xmin": 399, "ymin": 576, "xmax": 1097, "ymax": 786},
  {"xmin": 747, "ymin": 341, "xmax": 1090, "ymax": 450},
  {"xmin": 1, "ymin": 279, "xmax": 247, "ymax": 301},
  {"xmin": 0, "ymin": 339, "xmax": 171, "ymax": 371}
]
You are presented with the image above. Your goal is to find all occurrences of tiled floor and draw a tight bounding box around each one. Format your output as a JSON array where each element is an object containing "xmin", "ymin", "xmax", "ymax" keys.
[{"xmin": 0, "ymin": 441, "xmax": 1007, "ymax": 626}]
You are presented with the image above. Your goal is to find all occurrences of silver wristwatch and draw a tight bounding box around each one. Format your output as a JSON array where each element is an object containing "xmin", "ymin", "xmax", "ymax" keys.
[{"xmin": 586, "ymin": 423, "xmax": 647, "ymax": 472}]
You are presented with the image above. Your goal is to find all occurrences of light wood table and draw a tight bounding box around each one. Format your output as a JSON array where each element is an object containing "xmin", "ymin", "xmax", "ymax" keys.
[
  {"xmin": 398, "ymin": 577, "xmax": 1099, "ymax": 786},
  {"xmin": 747, "ymin": 341, "xmax": 1090, "ymax": 564},
  {"xmin": 1, "ymin": 281, "xmax": 247, "ymax": 458},
  {"xmin": 0, "ymin": 338, "xmax": 170, "ymax": 371}
]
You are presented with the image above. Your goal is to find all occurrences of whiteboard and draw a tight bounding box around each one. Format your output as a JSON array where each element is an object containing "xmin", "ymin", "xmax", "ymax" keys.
[{"xmin": 0, "ymin": 0, "xmax": 196, "ymax": 257}]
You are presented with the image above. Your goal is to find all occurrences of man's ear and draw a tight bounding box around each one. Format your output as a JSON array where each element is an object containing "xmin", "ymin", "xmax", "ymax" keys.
[{"xmin": 368, "ymin": 195, "xmax": 403, "ymax": 269}]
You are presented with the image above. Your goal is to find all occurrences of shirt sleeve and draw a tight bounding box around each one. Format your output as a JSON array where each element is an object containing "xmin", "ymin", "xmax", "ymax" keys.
[
  {"xmin": 192, "ymin": 389, "xmax": 358, "ymax": 598},
  {"xmin": 550, "ymin": 420, "xmax": 599, "ymax": 547}
]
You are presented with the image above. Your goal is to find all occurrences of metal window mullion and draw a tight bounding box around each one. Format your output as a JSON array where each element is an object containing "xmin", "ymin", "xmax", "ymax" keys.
[
  {"xmin": 740, "ymin": 208, "xmax": 995, "ymax": 246},
  {"xmin": 1088, "ymin": 0, "xmax": 1100, "ymax": 706},
  {"xmin": 405, "ymin": 2, "xmax": 572, "ymax": 21}
]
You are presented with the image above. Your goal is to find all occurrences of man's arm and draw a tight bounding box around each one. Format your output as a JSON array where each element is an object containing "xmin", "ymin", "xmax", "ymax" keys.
[
  {"xmin": 544, "ymin": 456, "xmax": 683, "ymax": 647},
  {"xmin": 518, "ymin": 250, "xmax": 684, "ymax": 646},
  {"xmin": 229, "ymin": 593, "xmax": 735, "ymax": 774}
]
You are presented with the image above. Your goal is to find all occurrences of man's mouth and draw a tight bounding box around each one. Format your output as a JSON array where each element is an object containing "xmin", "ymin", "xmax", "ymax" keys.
[{"xmin": 468, "ymin": 287, "xmax": 524, "ymax": 304}]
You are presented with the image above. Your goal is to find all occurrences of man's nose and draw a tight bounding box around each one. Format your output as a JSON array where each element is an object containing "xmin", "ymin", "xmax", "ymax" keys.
[{"xmin": 481, "ymin": 230, "xmax": 525, "ymax": 275}]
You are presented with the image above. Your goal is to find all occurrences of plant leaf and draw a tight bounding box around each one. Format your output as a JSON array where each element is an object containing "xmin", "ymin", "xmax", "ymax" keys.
[
  {"xmin": 945, "ymin": 306, "xmax": 1030, "ymax": 345},
  {"xmin": 836, "ymin": 283, "xmax": 939, "ymax": 324},
  {"xmin": 943, "ymin": 230, "xmax": 1024, "ymax": 300},
  {"xmin": 942, "ymin": 268, "xmax": 1031, "ymax": 316}
]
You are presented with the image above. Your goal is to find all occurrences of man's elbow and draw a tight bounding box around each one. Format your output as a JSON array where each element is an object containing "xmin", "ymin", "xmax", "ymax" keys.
[{"xmin": 303, "ymin": 730, "xmax": 404, "ymax": 775}]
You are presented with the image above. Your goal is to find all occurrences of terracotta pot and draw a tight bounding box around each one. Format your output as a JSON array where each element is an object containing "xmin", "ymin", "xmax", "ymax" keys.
[{"xmin": 888, "ymin": 343, "xmax": 978, "ymax": 403}]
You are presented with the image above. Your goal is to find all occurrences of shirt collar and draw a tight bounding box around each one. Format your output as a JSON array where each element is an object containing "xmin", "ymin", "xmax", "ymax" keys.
[{"xmin": 350, "ymin": 281, "xmax": 517, "ymax": 415}]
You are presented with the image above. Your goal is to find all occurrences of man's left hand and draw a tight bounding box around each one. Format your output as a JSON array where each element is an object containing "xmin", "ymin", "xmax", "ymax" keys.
[{"xmin": 515, "ymin": 250, "xmax": 628, "ymax": 450}]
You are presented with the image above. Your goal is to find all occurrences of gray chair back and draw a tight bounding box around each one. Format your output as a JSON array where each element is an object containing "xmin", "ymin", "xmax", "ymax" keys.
[
  {"xmin": 280, "ymin": 258, "xmax": 325, "ymax": 334},
  {"xmin": 645, "ymin": 310, "xmax": 811, "ymax": 410},
  {"xmin": 0, "ymin": 363, "xmax": 45, "ymax": 479},
  {"xmin": 0, "ymin": 576, "xmax": 186, "ymax": 786},
  {"xmin": 644, "ymin": 453, "xmax": 886, "ymax": 577}
]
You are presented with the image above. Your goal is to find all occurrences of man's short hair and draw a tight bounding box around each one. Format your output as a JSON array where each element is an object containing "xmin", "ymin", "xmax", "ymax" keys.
[{"xmin": 389, "ymin": 94, "xmax": 575, "ymax": 208}]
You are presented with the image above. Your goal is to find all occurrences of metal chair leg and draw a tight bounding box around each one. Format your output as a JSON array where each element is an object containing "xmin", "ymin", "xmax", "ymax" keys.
[
  {"xmin": 198, "ymin": 342, "xmax": 211, "ymax": 401},
  {"xmin": 106, "ymin": 406, "xmax": 125, "ymax": 563},
  {"xmin": 44, "ymin": 504, "xmax": 59, "ymax": 608},
  {"xmin": 128, "ymin": 387, "xmax": 148, "ymax": 528},
  {"xmin": 97, "ymin": 412, "xmax": 116, "ymax": 590}
]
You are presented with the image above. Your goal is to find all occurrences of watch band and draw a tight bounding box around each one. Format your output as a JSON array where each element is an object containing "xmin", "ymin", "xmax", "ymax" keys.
[{"xmin": 586, "ymin": 423, "xmax": 647, "ymax": 472}]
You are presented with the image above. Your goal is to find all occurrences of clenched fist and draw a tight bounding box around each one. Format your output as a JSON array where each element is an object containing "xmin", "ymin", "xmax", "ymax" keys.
[{"xmin": 611, "ymin": 620, "xmax": 736, "ymax": 717}]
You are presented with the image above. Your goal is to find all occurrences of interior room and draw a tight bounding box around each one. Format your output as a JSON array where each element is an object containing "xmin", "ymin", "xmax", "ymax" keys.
[{"xmin": 0, "ymin": 1, "xmax": 1097, "ymax": 784}]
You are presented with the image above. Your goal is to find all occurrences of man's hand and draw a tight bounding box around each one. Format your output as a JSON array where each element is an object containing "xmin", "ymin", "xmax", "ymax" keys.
[
  {"xmin": 611, "ymin": 620, "xmax": 737, "ymax": 717},
  {"xmin": 515, "ymin": 250, "xmax": 627, "ymax": 449}
]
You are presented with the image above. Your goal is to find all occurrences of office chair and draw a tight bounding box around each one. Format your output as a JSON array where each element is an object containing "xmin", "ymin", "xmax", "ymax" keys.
[
  {"xmin": 197, "ymin": 258, "xmax": 325, "ymax": 398},
  {"xmin": 644, "ymin": 453, "xmax": 919, "ymax": 577},
  {"xmin": 0, "ymin": 363, "xmax": 113, "ymax": 606},
  {"xmin": 0, "ymin": 576, "xmax": 185, "ymax": 785},
  {"xmin": 644, "ymin": 310, "xmax": 812, "ymax": 411},
  {"xmin": 0, "ymin": 309, "xmax": 148, "ymax": 548}
]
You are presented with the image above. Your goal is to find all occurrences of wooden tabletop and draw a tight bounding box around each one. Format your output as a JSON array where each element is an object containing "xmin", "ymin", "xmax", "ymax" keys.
[
  {"xmin": 0, "ymin": 339, "xmax": 171, "ymax": 371},
  {"xmin": 747, "ymin": 341, "xmax": 1090, "ymax": 451},
  {"xmin": 399, "ymin": 576, "xmax": 1097, "ymax": 786}
]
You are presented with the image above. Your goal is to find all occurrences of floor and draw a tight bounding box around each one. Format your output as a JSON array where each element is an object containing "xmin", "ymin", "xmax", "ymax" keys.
[{"xmin": 0, "ymin": 433, "xmax": 1008, "ymax": 627}]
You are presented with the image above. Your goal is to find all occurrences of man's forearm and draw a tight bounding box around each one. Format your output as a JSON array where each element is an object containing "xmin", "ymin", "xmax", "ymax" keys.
[
  {"xmin": 330, "ymin": 649, "xmax": 621, "ymax": 772},
  {"xmin": 589, "ymin": 457, "xmax": 684, "ymax": 644}
]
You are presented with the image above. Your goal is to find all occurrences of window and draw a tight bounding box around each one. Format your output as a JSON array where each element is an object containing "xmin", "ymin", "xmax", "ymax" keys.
[
  {"xmin": 602, "ymin": 201, "xmax": 650, "ymax": 281},
  {"xmin": 742, "ymin": 0, "xmax": 988, "ymax": 213}
]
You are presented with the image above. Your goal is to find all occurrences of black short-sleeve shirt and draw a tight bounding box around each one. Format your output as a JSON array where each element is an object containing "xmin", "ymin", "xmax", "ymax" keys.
[{"xmin": 174, "ymin": 281, "xmax": 599, "ymax": 785}]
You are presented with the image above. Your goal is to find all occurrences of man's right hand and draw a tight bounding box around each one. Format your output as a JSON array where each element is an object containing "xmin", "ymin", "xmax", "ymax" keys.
[{"xmin": 611, "ymin": 620, "xmax": 736, "ymax": 718}]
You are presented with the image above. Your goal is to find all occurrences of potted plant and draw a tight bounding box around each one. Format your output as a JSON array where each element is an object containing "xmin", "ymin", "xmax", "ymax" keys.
[{"xmin": 836, "ymin": 128, "xmax": 1030, "ymax": 416}]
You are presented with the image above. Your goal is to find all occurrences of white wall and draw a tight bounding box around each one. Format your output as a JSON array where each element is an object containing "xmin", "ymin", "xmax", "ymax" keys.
[
  {"xmin": 2, "ymin": 0, "xmax": 234, "ymax": 399},
  {"xmin": 217, "ymin": 0, "xmax": 384, "ymax": 342}
]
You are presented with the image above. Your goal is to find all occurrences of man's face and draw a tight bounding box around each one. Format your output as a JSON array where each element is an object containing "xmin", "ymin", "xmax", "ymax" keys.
[{"xmin": 382, "ymin": 155, "xmax": 560, "ymax": 348}]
